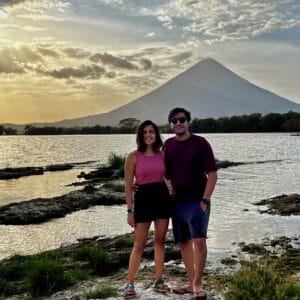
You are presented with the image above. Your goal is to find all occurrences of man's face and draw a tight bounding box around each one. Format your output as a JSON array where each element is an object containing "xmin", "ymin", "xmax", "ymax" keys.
[{"xmin": 170, "ymin": 112, "xmax": 189, "ymax": 136}]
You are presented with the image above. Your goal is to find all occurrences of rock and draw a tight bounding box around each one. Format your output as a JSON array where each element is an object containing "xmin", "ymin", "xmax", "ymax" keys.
[
  {"xmin": 45, "ymin": 164, "xmax": 74, "ymax": 171},
  {"xmin": 0, "ymin": 167, "xmax": 44, "ymax": 180},
  {"xmin": 254, "ymin": 194, "xmax": 300, "ymax": 216},
  {"xmin": 0, "ymin": 189, "xmax": 125, "ymax": 225}
]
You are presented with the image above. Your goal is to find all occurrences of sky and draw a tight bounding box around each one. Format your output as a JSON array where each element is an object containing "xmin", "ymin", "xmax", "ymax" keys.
[{"xmin": 0, "ymin": 0, "xmax": 300, "ymax": 124}]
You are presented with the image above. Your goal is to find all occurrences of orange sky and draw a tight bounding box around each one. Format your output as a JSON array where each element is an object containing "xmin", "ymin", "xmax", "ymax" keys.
[{"xmin": 1, "ymin": 0, "xmax": 300, "ymax": 124}]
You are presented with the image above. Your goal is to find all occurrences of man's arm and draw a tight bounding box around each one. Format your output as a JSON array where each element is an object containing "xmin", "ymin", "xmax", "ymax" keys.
[
  {"xmin": 200, "ymin": 171, "xmax": 217, "ymax": 211},
  {"xmin": 203, "ymin": 171, "xmax": 218, "ymax": 200}
]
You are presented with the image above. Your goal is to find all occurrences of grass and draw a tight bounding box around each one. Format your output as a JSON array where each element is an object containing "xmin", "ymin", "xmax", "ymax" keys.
[
  {"xmin": 86, "ymin": 286, "xmax": 118, "ymax": 299},
  {"xmin": 99, "ymin": 152, "xmax": 126, "ymax": 178},
  {"xmin": 225, "ymin": 259, "xmax": 299, "ymax": 300},
  {"xmin": 113, "ymin": 237, "xmax": 134, "ymax": 248},
  {"xmin": 26, "ymin": 255, "xmax": 69, "ymax": 296},
  {"xmin": 74, "ymin": 246, "xmax": 112, "ymax": 275}
]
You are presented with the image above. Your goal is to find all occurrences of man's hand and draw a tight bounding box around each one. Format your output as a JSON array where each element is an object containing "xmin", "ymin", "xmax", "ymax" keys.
[{"xmin": 200, "ymin": 198, "xmax": 210, "ymax": 213}]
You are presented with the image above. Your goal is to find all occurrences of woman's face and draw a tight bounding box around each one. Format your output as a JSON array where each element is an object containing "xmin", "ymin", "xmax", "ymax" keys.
[{"xmin": 143, "ymin": 124, "xmax": 156, "ymax": 146}]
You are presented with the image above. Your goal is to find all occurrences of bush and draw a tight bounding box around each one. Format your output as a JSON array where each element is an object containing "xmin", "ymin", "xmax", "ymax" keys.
[
  {"xmin": 0, "ymin": 278, "xmax": 15, "ymax": 296},
  {"xmin": 86, "ymin": 286, "xmax": 118, "ymax": 299},
  {"xmin": 225, "ymin": 260, "xmax": 293, "ymax": 300},
  {"xmin": 74, "ymin": 246, "xmax": 111, "ymax": 275},
  {"xmin": 27, "ymin": 257, "xmax": 68, "ymax": 296},
  {"xmin": 283, "ymin": 283, "xmax": 300, "ymax": 299},
  {"xmin": 83, "ymin": 183, "xmax": 97, "ymax": 194},
  {"xmin": 0, "ymin": 255, "xmax": 28, "ymax": 281},
  {"xmin": 108, "ymin": 153, "xmax": 125, "ymax": 177}
]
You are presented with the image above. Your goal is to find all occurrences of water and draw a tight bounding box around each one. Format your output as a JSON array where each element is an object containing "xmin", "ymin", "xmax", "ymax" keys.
[{"xmin": 0, "ymin": 133, "xmax": 299, "ymax": 261}]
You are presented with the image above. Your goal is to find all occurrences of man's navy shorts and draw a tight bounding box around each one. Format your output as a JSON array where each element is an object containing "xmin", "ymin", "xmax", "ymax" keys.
[{"xmin": 172, "ymin": 199, "xmax": 210, "ymax": 243}]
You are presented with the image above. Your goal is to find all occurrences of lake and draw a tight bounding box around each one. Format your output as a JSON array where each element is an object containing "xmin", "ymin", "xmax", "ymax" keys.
[{"xmin": 0, "ymin": 133, "xmax": 299, "ymax": 261}]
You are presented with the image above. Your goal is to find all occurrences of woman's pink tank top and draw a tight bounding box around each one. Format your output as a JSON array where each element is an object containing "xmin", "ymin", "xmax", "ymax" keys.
[{"xmin": 134, "ymin": 150, "xmax": 165, "ymax": 185}]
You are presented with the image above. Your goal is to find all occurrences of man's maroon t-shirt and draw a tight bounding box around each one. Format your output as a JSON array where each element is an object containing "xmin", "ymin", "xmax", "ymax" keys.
[{"xmin": 164, "ymin": 134, "xmax": 217, "ymax": 201}]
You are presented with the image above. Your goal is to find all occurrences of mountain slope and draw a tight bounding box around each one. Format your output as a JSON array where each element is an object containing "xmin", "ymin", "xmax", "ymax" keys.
[{"xmin": 49, "ymin": 58, "xmax": 300, "ymax": 126}]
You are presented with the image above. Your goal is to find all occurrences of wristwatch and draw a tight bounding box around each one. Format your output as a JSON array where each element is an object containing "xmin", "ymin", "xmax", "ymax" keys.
[
  {"xmin": 201, "ymin": 198, "xmax": 210, "ymax": 205},
  {"xmin": 127, "ymin": 208, "xmax": 134, "ymax": 213}
]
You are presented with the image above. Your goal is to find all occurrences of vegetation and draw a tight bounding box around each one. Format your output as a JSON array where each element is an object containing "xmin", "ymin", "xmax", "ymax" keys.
[
  {"xmin": 0, "ymin": 125, "xmax": 17, "ymax": 135},
  {"xmin": 225, "ymin": 259, "xmax": 300, "ymax": 300},
  {"xmin": 0, "ymin": 238, "xmax": 129, "ymax": 299},
  {"xmin": 73, "ymin": 246, "xmax": 112, "ymax": 275},
  {"xmin": 83, "ymin": 183, "xmax": 97, "ymax": 194},
  {"xmin": 17, "ymin": 111, "xmax": 300, "ymax": 135},
  {"xmin": 85, "ymin": 286, "xmax": 118, "ymax": 299},
  {"xmin": 108, "ymin": 152, "xmax": 126, "ymax": 176},
  {"xmin": 189, "ymin": 111, "xmax": 300, "ymax": 133},
  {"xmin": 113, "ymin": 237, "xmax": 134, "ymax": 249},
  {"xmin": 97, "ymin": 152, "xmax": 125, "ymax": 178}
]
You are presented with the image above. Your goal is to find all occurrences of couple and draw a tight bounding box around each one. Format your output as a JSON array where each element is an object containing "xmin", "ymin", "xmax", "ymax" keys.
[{"xmin": 124, "ymin": 107, "xmax": 218, "ymax": 299}]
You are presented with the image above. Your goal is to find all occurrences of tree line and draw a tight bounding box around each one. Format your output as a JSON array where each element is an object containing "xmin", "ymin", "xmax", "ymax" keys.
[
  {"xmin": 1, "ymin": 112, "xmax": 299, "ymax": 135},
  {"xmin": 0, "ymin": 126, "xmax": 17, "ymax": 135}
]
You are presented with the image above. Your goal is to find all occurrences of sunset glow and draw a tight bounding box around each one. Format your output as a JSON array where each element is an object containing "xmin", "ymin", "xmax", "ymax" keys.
[{"xmin": 1, "ymin": 0, "xmax": 300, "ymax": 124}]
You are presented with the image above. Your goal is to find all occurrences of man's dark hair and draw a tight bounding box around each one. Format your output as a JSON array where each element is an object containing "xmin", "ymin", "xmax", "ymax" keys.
[
  {"xmin": 168, "ymin": 107, "xmax": 191, "ymax": 123},
  {"xmin": 136, "ymin": 120, "xmax": 163, "ymax": 152}
]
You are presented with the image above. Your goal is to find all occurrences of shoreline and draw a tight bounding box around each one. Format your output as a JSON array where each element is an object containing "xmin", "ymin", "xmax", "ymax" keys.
[{"xmin": 1, "ymin": 231, "xmax": 299, "ymax": 299}]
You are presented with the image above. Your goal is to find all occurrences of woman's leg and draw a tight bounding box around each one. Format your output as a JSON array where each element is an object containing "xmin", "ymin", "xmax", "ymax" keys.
[
  {"xmin": 153, "ymin": 218, "xmax": 169, "ymax": 280},
  {"xmin": 127, "ymin": 222, "xmax": 151, "ymax": 283}
]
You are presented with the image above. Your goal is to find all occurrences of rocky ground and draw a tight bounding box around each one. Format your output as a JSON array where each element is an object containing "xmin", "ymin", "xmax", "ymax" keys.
[{"xmin": 3, "ymin": 231, "xmax": 299, "ymax": 300}]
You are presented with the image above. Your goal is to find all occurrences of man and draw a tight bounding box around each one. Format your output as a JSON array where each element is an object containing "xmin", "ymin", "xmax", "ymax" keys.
[{"xmin": 164, "ymin": 107, "xmax": 218, "ymax": 299}]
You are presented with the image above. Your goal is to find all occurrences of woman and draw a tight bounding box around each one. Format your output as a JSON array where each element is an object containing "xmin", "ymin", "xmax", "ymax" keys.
[{"xmin": 123, "ymin": 120, "xmax": 173, "ymax": 299}]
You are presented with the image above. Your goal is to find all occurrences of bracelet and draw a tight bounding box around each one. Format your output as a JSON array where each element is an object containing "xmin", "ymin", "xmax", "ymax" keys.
[
  {"xmin": 127, "ymin": 208, "xmax": 134, "ymax": 213},
  {"xmin": 201, "ymin": 198, "xmax": 210, "ymax": 205}
]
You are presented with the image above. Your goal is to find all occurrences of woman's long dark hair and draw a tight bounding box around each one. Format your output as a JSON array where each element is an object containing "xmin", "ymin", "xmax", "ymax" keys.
[{"xmin": 136, "ymin": 120, "xmax": 163, "ymax": 152}]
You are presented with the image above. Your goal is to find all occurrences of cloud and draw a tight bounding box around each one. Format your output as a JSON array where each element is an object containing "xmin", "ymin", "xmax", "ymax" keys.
[
  {"xmin": 150, "ymin": 0, "xmax": 300, "ymax": 41},
  {"xmin": 169, "ymin": 51, "xmax": 193, "ymax": 64},
  {"xmin": 0, "ymin": 0, "xmax": 26, "ymax": 8},
  {"xmin": 22, "ymin": 25, "xmax": 45, "ymax": 32},
  {"xmin": 37, "ymin": 47, "xmax": 60, "ymax": 57},
  {"xmin": 145, "ymin": 32, "xmax": 157, "ymax": 38},
  {"xmin": 89, "ymin": 53, "xmax": 136, "ymax": 70},
  {"xmin": 44, "ymin": 64, "xmax": 105, "ymax": 79},
  {"xmin": 0, "ymin": 46, "xmax": 42, "ymax": 74},
  {"xmin": 139, "ymin": 58, "xmax": 152, "ymax": 70},
  {"xmin": 62, "ymin": 47, "xmax": 91, "ymax": 59},
  {"xmin": 0, "ymin": 48, "xmax": 24, "ymax": 74}
]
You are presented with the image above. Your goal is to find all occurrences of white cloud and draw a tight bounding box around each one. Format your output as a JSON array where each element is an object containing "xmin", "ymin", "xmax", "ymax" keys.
[
  {"xmin": 146, "ymin": 32, "xmax": 157, "ymax": 38},
  {"xmin": 150, "ymin": 0, "xmax": 300, "ymax": 41}
]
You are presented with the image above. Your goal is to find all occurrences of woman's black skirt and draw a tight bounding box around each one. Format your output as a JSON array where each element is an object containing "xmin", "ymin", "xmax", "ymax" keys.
[{"xmin": 134, "ymin": 182, "xmax": 174, "ymax": 223}]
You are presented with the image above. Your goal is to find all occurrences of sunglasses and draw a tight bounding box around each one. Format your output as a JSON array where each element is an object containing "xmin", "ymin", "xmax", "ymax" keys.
[{"xmin": 170, "ymin": 117, "xmax": 187, "ymax": 124}]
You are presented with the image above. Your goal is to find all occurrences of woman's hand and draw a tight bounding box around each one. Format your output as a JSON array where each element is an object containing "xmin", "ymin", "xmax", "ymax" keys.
[{"xmin": 127, "ymin": 212, "xmax": 135, "ymax": 227}]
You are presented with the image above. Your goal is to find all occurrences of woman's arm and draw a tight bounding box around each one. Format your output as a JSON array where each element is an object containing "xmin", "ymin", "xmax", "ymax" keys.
[{"xmin": 124, "ymin": 152, "xmax": 136, "ymax": 226}]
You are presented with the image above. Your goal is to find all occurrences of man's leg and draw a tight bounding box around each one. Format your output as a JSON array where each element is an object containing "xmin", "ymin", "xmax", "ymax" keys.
[
  {"xmin": 193, "ymin": 238, "xmax": 207, "ymax": 292},
  {"xmin": 180, "ymin": 240, "xmax": 195, "ymax": 291}
]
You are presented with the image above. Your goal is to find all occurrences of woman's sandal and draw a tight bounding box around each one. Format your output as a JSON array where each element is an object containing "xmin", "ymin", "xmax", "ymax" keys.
[
  {"xmin": 123, "ymin": 283, "xmax": 136, "ymax": 299},
  {"xmin": 153, "ymin": 278, "xmax": 171, "ymax": 293}
]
